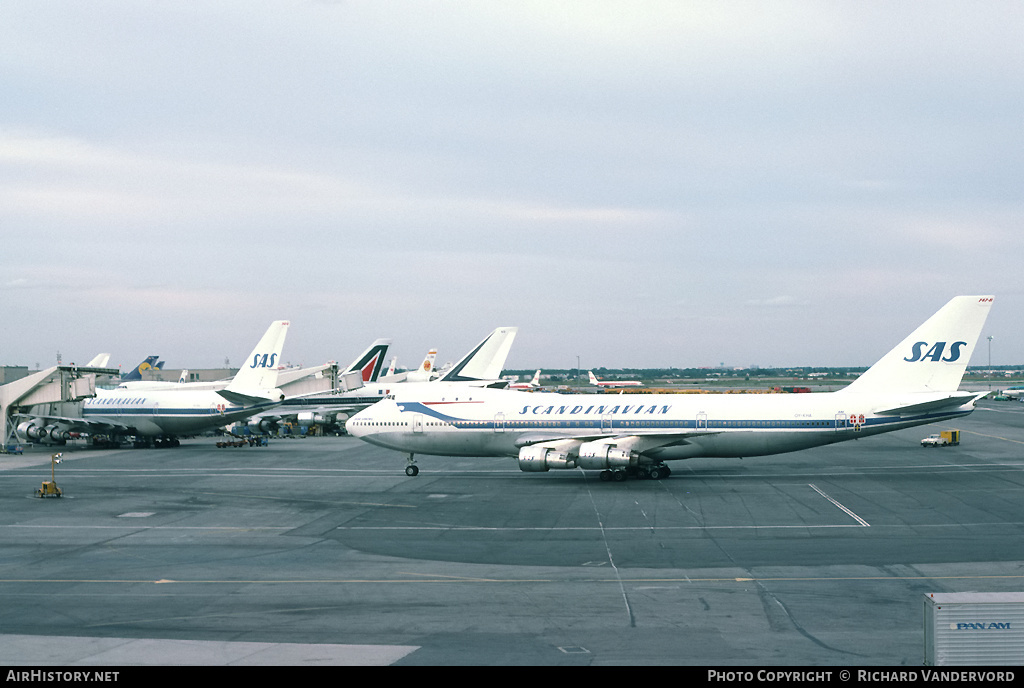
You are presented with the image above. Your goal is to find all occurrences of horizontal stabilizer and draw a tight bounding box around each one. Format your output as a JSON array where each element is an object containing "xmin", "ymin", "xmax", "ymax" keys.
[
  {"xmin": 872, "ymin": 391, "xmax": 988, "ymax": 417},
  {"xmin": 217, "ymin": 389, "xmax": 283, "ymax": 406}
]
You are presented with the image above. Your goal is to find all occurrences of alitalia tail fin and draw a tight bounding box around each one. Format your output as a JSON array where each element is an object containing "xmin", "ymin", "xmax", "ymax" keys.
[
  {"xmin": 841, "ymin": 296, "xmax": 993, "ymax": 396},
  {"xmin": 343, "ymin": 338, "xmax": 391, "ymax": 383}
]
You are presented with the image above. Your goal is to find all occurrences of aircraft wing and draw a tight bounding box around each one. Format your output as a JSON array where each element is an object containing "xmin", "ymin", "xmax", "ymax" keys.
[
  {"xmin": 14, "ymin": 412, "xmax": 135, "ymax": 438},
  {"xmin": 513, "ymin": 430, "xmax": 723, "ymax": 454},
  {"xmin": 254, "ymin": 401, "xmax": 370, "ymax": 424}
]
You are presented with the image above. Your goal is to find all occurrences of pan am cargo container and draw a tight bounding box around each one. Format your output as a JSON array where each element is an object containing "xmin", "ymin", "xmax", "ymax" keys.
[{"xmin": 924, "ymin": 592, "xmax": 1024, "ymax": 665}]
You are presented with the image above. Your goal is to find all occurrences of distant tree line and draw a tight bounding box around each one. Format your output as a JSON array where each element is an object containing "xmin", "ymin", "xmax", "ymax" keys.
[{"xmin": 504, "ymin": 365, "xmax": 1024, "ymax": 382}]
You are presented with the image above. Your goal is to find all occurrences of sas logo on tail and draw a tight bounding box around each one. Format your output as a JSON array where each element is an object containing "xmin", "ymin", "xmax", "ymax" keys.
[
  {"xmin": 904, "ymin": 341, "xmax": 967, "ymax": 363},
  {"xmin": 250, "ymin": 353, "xmax": 278, "ymax": 369}
]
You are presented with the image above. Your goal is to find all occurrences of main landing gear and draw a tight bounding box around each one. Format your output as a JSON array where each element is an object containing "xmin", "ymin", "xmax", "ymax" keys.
[
  {"xmin": 598, "ymin": 464, "xmax": 672, "ymax": 482},
  {"xmin": 405, "ymin": 454, "xmax": 419, "ymax": 476}
]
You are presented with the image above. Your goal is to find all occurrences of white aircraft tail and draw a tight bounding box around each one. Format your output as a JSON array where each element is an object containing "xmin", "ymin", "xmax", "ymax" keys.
[
  {"xmin": 343, "ymin": 338, "xmax": 391, "ymax": 383},
  {"xmin": 841, "ymin": 296, "xmax": 993, "ymax": 396},
  {"xmin": 588, "ymin": 370, "xmax": 600, "ymax": 385},
  {"xmin": 439, "ymin": 327, "xmax": 518, "ymax": 382},
  {"xmin": 420, "ymin": 349, "xmax": 437, "ymax": 376},
  {"xmin": 86, "ymin": 353, "xmax": 111, "ymax": 368},
  {"xmin": 222, "ymin": 320, "xmax": 290, "ymax": 401}
]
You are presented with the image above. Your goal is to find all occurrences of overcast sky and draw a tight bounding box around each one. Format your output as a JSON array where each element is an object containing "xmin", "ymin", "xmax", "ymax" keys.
[{"xmin": 2, "ymin": 1, "xmax": 1021, "ymax": 375}]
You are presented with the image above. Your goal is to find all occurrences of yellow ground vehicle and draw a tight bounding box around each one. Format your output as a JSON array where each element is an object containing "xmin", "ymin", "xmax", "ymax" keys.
[{"xmin": 921, "ymin": 430, "xmax": 960, "ymax": 447}]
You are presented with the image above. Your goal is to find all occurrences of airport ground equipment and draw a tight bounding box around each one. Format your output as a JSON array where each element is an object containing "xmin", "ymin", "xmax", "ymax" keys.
[
  {"xmin": 921, "ymin": 430, "xmax": 960, "ymax": 447},
  {"xmin": 216, "ymin": 433, "xmax": 268, "ymax": 448},
  {"xmin": 924, "ymin": 592, "xmax": 1024, "ymax": 665},
  {"xmin": 36, "ymin": 452, "xmax": 63, "ymax": 498}
]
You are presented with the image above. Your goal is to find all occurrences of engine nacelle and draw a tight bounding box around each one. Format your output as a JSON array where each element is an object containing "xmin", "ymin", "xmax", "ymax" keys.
[
  {"xmin": 17, "ymin": 421, "xmax": 46, "ymax": 442},
  {"xmin": 577, "ymin": 441, "xmax": 635, "ymax": 470},
  {"xmin": 297, "ymin": 411, "xmax": 330, "ymax": 426},
  {"xmin": 247, "ymin": 418, "xmax": 279, "ymax": 433},
  {"xmin": 518, "ymin": 446, "xmax": 576, "ymax": 472},
  {"xmin": 47, "ymin": 425, "xmax": 71, "ymax": 442}
]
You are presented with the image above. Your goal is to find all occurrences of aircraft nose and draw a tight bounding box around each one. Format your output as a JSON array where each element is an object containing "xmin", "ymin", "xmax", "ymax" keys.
[{"xmin": 348, "ymin": 409, "xmax": 369, "ymax": 437}]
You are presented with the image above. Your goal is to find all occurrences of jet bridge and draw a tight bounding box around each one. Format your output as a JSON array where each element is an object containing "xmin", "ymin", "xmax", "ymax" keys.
[{"xmin": 1, "ymin": 364, "xmax": 120, "ymax": 449}]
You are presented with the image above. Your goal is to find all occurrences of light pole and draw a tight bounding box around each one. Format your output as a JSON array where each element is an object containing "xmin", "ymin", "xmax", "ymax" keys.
[{"xmin": 988, "ymin": 336, "xmax": 994, "ymax": 391}]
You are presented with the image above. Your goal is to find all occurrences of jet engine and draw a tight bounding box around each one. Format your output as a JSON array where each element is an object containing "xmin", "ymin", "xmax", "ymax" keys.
[
  {"xmin": 517, "ymin": 445, "xmax": 576, "ymax": 472},
  {"xmin": 247, "ymin": 418, "xmax": 279, "ymax": 433},
  {"xmin": 16, "ymin": 420, "xmax": 45, "ymax": 442},
  {"xmin": 576, "ymin": 440, "xmax": 636, "ymax": 470},
  {"xmin": 297, "ymin": 411, "xmax": 331, "ymax": 426},
  {"xmin": 46, "ymin": 425, "xmax": 71, "ymax": 442},
  {"xmin": 16, "ymin": 421, "xmax": 70, "ymax": 444}
]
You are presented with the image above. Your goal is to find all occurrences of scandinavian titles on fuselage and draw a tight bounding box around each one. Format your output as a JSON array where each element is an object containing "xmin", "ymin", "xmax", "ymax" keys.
[
  {"xmin": 519, "ymin": 403, "xmax": 672, "ymax": 416},
  {"xmin": 85, "ymin": 397, "xmax": 148, "ymax": 406}
]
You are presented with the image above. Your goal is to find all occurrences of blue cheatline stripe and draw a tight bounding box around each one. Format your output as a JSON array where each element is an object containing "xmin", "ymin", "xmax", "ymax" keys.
[{"xmin": 386, "ymin": 402, "xmax": 971, "ymax": 433}]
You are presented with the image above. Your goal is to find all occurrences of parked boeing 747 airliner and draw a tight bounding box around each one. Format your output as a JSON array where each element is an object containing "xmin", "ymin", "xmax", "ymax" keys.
[
  {"xmin": 17, "ymin": 321, "xmax": 290, "ymax": 448},
  {"xmin": 349, "ymin": 296, "xmax": 994, "ymax": 479}
]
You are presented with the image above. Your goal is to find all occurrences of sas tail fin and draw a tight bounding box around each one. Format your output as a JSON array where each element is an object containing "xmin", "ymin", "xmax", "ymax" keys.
[
  {"xmin": 223, "ymin": 320, "xmax": 290, "ymax": 399},
  {"xmin": 841, "ymin": 296, "xmax": 993, "ymax": 396},
  {"xmin": 343, "ymin": 338, "xmax": 391, "ymax": 383},
  {"xmin": 438, "ymin": 327, "xmax": 518, "ymax": 383}
]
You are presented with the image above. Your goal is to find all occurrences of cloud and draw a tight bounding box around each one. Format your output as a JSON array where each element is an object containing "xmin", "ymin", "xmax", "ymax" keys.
[{"xmin": 2, "ymin": 2, "xmax": 1023, "ymax": 368}]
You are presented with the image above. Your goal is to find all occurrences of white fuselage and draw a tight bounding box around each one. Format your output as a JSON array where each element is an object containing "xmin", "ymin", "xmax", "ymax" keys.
[
  {"xmin": 348, "ymin": 386, "xmax": 975, "ymax": 462},
  {"xmin": 83, "ymin": 387, "xmax": 280, "ymax": 437}
]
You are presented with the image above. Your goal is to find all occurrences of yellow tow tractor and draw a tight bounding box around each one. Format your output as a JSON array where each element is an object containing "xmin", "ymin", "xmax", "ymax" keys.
[{"xmin": 36, "ymin": 452, "xmax": 63, "ymax": 498}]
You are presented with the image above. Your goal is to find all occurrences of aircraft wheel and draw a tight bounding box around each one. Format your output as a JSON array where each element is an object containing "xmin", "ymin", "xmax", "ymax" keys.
[
  {"xmin": 648, "ymin": 466, "xmax": 664, "ymax": 480},
  {"xmin": 599, "ymin": 470, "xmax": 612, "ymax": 482},
  {"xmin": 612, "ymin": 470, "xmax": 627, "ymax": 482},
  {"xmin": 405, "ymin": 465, "xmax": 419, "ymax": 477}
]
